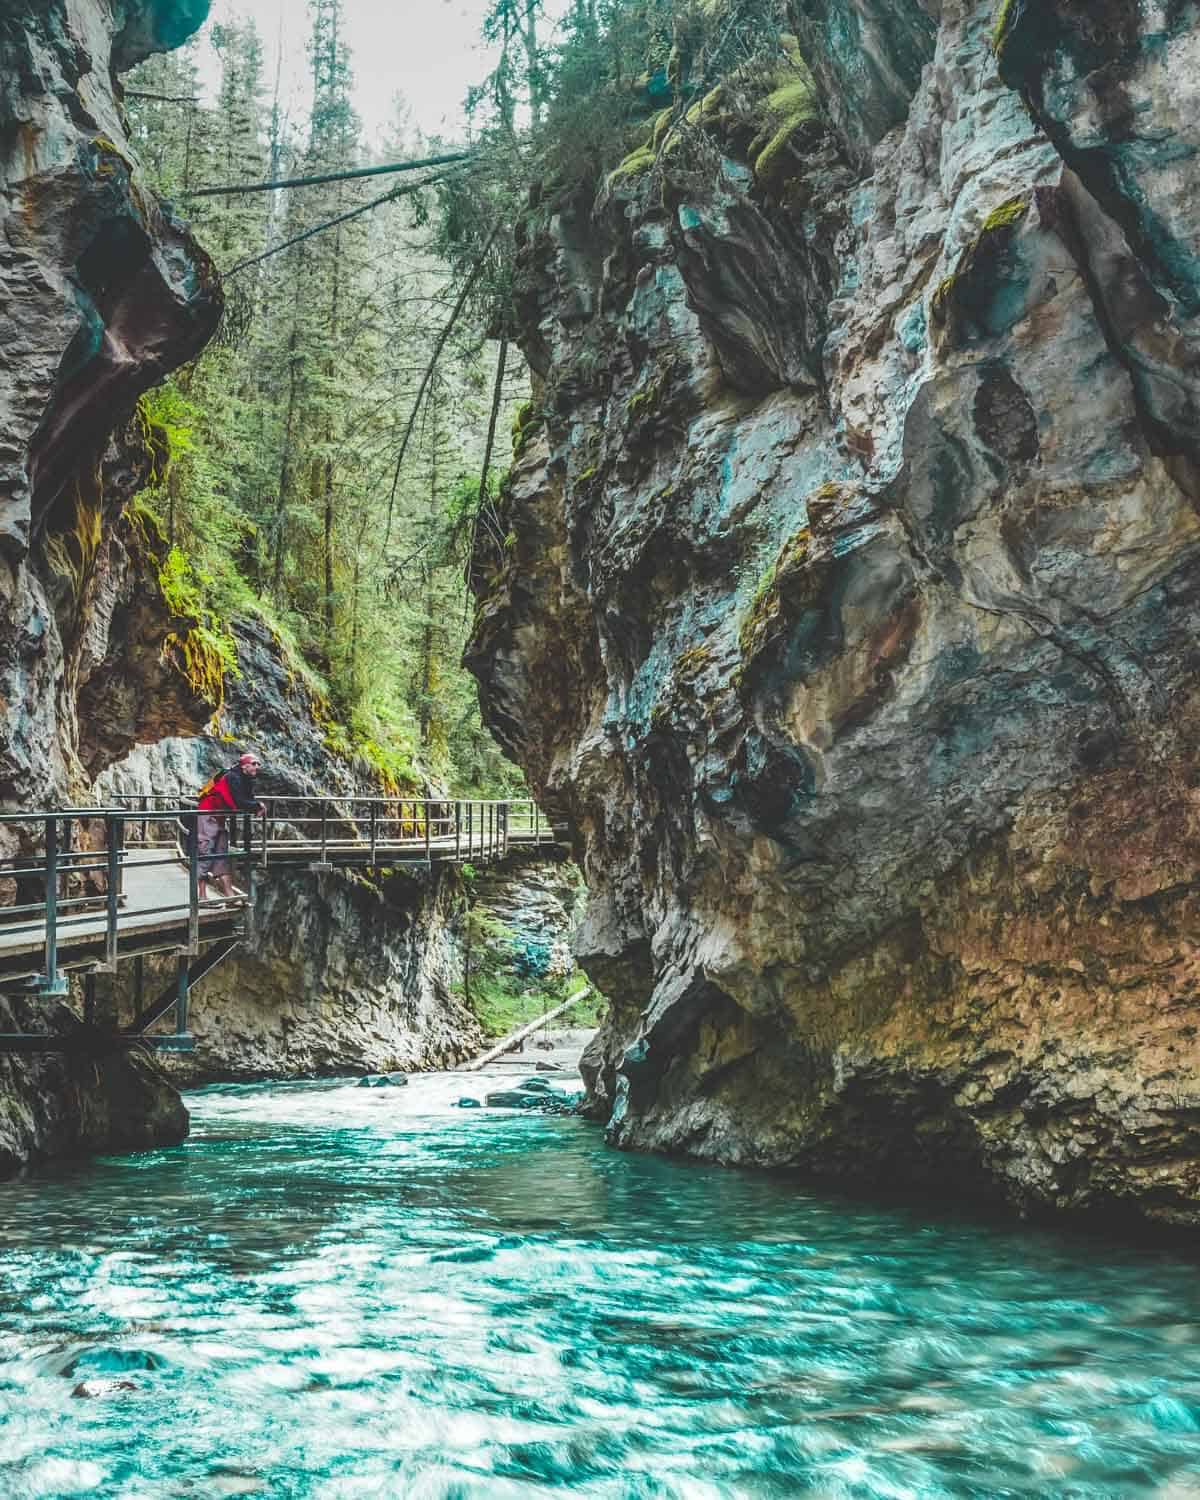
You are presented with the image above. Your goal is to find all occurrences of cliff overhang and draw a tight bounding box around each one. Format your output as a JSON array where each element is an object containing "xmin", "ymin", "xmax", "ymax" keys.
[{"xmin": 467, "ymin": 0, "xmax": 1200, "ymax": 1228}]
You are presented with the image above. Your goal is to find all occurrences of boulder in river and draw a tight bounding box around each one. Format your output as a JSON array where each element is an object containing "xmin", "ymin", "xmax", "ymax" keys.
[
  {"xmin": 485, "ymin": 1088, "xmax": 551, "ymax": 1109},
  {"xmin": 71, "ymin": 1379, "xmax": 137, "ymax": 1399},
  {"xmin": 456, "ymin": 1097, "xmax": 481, "ymax": 1109}
]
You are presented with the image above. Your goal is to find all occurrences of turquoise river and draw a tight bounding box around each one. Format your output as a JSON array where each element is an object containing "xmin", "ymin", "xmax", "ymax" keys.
[{"xmin": 2, "ymin": 1074, "xmax": 1200, "ymax": 1497}]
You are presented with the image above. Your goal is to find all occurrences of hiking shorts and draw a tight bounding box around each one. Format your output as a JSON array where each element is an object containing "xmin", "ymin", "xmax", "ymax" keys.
[{"xmin": 196, "ymin": 814, "xmax": 231, "ymax": 880}]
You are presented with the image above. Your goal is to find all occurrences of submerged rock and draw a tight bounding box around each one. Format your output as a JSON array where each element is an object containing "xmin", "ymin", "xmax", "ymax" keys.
[
  {"xmin": 358, "ymin": 1072, "xmax": 409, "ymax": 1089},
  {"xmin": 485, "ymin": 1089, "xmax": 550, "ymax": 1110},
  {"xmin": 484, "ymin": 1085, "xmax": 582, "ymax": 1115},
  {"xmin": 466, "ymin": 0, "xmax": 1200, "ymax": 1227}
]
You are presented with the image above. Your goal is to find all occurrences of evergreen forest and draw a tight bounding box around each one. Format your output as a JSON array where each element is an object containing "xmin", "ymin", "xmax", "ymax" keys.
[{"xmin": 124, "ymin": 0, "xmax": 803, "ymax": 794}]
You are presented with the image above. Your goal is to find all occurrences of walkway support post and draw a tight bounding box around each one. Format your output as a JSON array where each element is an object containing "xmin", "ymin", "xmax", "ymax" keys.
[
  {"xmin": 174, "ymin": 953, "xmax": 189, "ymax": 1036},
  {"xmin": 188, "ymin": 814, "xmax": 200, "ymax": 955},
  {"xmin": 44, "ymin": 815, "xmax": 59, "ymax": 995}
]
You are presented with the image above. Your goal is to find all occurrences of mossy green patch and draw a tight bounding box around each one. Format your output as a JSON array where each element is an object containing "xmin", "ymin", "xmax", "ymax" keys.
[
  {"xmin": 511, "ymin": 400, "xmax": 544, "ymax": 461},
  {"xmin": 674, "ymin": 642, "xmax": 712, "ymax": 680},
  {"xmin": 162, "ymin": 627, "xmax": 228, "ymax": 710},
  {"xmin": 42, "ymin": 473, "xmax": 104, "ymax": 602},
  {"xmin": 982, "ymin": 196, "xmax": 1028, "ymax": 233},
  {"xmin": 626, "ymin": 362, "xmax": 676, "ymax": 424},
  {"xmin": 930, "ymin": 195, "xmax": 1030, "ymax": 335},
  {"xmin": 607, "ymin": 145, "xmax": 657, "ymax": 188},
  {"xmin": 992, "ymin": 0, "xmax": 1016, "ymax": 57},
  {"xmin": 158, "ymin": 546, "xmax": 239, "ymax": 708},
  {"xmin": 747, "ymin": 70, "xmax": 817, "ymax": 188},
  {"xmin": 738, "ymin": 527, "xmax": 812, "ymax": 663}
]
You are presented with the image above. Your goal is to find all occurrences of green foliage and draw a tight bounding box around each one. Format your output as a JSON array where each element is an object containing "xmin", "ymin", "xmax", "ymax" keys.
[
  {"xmin": 126, "ymin": 7, "xmax": 530, "ymax": 798},
  {"xmin": 461, "ymin": 962, "xmax": 594, "ymax": 1039}
]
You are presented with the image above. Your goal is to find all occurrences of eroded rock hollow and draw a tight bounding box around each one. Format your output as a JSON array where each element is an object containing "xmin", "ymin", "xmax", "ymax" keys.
[{"xmin": 467, "ymin": 0, "xmax": 1200, "ymax": 1226}]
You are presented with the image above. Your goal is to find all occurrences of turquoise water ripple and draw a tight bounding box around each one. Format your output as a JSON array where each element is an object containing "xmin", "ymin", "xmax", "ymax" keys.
[{"xmin": 0, "ymin": 1075, "xmax": 1199, "ymax": 1496}]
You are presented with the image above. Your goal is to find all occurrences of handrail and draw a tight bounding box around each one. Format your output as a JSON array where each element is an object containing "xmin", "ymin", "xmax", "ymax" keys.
[
  {"xmin": 0, "ymin": 796, "xmax": 560, "ymax": 995},
  {"xmin": 0, "ymin": 798, "xmax": 564, "ymax": 996}
]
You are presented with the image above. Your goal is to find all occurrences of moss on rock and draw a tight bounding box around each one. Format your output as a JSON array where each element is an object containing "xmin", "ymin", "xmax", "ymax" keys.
[
  {"xmin": 511, "ymin": 400, "xmax": 544, "ymax": 461},
  {"xmin": 747, "ymin": 72, "xmax": 818, "ymax": 188},
  {"xmin": 930, "ymin": 195, "xmax": 1030, "ymax": 336},
  {"xmin": 738, "ymin": 526, "xmax": 812, "ymax": 664}
]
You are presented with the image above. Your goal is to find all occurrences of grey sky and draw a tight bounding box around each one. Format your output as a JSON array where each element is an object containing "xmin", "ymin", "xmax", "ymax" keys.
[{"xmin": 197, "ymin": 0, "xmax": 533, "ymax": 146}]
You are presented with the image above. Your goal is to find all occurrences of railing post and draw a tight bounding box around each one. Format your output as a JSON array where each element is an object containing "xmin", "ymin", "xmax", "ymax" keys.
[
  {"xmin": 467, "ymin": 801, "xmax": 473, "ymax": 860},
  {"xmin": 455, "ymin": 801, "xmax": 461, "ymax": 861},
  {"xmin": 370, "ymin": 802, "xmax": 378, "ymax": 865},
  {"xmin": 320, "ymin": 800, "xmax": 328, "ymax": 863},
  {"xmin": 105, "ymin": 813, "xmax": 120, "ymax": 971},
  {"xmin": 260, "ymin": 806, "xmax": 269, "ymax": 869},
  {"xmin": 502, "ymin": 801, "xmax": 509, "ymax": 857},
  {"xmin": 534, "ymin": 802, "xmax": 540, "ymax": 843},
  {"xmin": 242, "ymin": 811, "xmax": 253, "ymax": 894},
  {"xmin": 141, "ymin": 794, "xmax": 149, "ymax": 847},
  {"xmin": 249, "ymin": 863, "xmax": 260, "ymax": 940},
  {"xmin": 424, "ymin": 799, "xmax": 431, "ymax": 863},
  {"xmin": 175, "ymin": 953, "xmax": 189, "ymax": 1036},
  {"xmin": 188, "ymin": 810, "xmax": 200, "ymax": 954},
  {"xmin": 44, "ymin": 816, "xmax": 59, "ymax": 994}
]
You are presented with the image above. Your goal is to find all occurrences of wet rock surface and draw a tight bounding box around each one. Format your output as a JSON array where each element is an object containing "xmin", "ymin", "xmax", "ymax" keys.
[
  {"xmin": 0, "ymin": 0, "xmax": 219, "ymax": 1175},
  {"xmin": 0, "ymin": 1006, "xmax": 188, "ymax": 1176},
  {"xmin": 468, "ymin": 0, "xmax": 1200, "ymax": 1225}
]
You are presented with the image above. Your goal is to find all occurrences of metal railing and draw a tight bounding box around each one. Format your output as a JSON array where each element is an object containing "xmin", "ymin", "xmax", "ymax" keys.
[
  {"xmin": 0, "ymin": 796, "xmax": 558, "ymax": 998},
  {"xmin": 104, "ymin": 793, "xmax": 556, "ymax": 866},
  {"xmin": 0, "ymin": 806, "xmax": 256, "ymax": 997}
]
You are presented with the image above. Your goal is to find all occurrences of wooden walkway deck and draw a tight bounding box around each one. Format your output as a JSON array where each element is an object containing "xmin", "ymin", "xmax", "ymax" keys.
[{"xmin": 0, "ymin": 851, "xmax": 243, "ymax": 986}]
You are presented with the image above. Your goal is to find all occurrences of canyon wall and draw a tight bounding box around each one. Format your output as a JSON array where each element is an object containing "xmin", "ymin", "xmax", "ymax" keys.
[
  {"xmin": 0, "ymin": 0, "xmax": 220, "ymax": 1171},
  {"xmin": 468, "ymin": 0, "xmax": 1200, "ymax": 1226}
]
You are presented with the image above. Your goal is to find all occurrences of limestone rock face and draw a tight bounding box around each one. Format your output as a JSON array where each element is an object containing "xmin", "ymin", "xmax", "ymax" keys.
[
  {"xmin": 468, "ymin": 0, "xmax": 1200, "ymax": 1226},
  {"xmin": 160, "ymin": 868, "xmax": 481, "ymax": 1085},
  {"xmin": 0, "ymin": 0, "xmax": 220, "ymax": 802},
  {"xmin": 0, "ymin": 0, "xmax": 219, "ymax": 1173},
  {"xmin": 0, "ymin": 1010, "xmax": 189, "ymax": 1176}
]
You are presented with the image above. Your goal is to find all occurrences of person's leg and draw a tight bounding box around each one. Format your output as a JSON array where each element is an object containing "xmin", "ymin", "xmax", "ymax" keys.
[
  {"xmin": 196, "ymin": 814, "xmax": 219, "ymax": 902},
  {"xmin": 213, "ymin": 825, "xmax": 234, "ymax": 900}
]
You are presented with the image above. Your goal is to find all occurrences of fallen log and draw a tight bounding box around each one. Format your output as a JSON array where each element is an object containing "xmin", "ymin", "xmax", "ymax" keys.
[{"xmin": 464, "ymin": 989, "xmax": 592, "ymax": 1072}]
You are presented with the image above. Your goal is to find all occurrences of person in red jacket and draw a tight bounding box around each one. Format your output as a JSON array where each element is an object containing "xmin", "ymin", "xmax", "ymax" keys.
[{"xmin": 197, "ymin": 751, "xmax": 264, "ymax": 903}]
